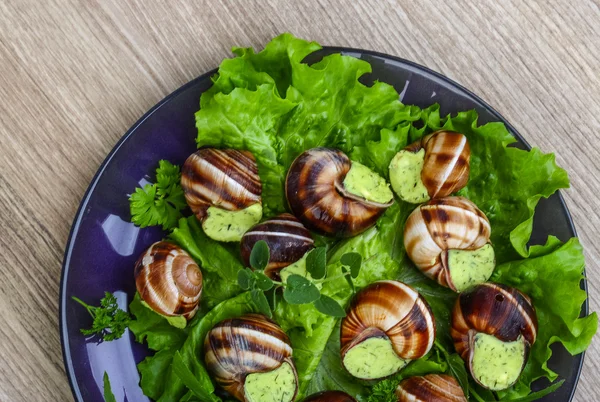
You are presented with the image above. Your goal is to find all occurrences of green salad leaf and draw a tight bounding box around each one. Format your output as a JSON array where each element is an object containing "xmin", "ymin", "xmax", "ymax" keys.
[{"xmin": 103, "ymin": 372, "xmax": 117, "ymax": 402}]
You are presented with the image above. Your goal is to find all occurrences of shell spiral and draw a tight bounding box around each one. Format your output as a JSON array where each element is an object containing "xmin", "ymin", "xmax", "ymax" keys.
[
  {"xmin": 134, "ymin": 241, "xmax": 203, "ymax": 319},
  {"xmin": 451, "ymin": 282, "xmax": 538, "ymax": 360},
  {"xmin": 340, "ymin": 280, "xmax": 436, "ymax": 361},
  {"xmin": 204, "ymin": 313, "xmax": 298, "ymax": 402},
  {"xmin": 396, "ymin": 374, "xmax": 467, "ymax": 402},
  {"xmin": 181, "ymin": 148, "xmax": 262, "ymax": 220},
  {"xmin": 403, "ymin": 196, "xmax": 491, "ymax": 290},
  {"xmin": 409, "ymin": 130, "xmax": 471, "ymax": 199},
  {"xmin": 285, "ymin": 148, "xmax": 392, "ymax": 238},
  {"xmin": 240, "ymin": 213, "xmax": 314, "ymax": 280},
  {"xmin": 304, "ymin": 391, "xmax": 357, "ymax": 402}
]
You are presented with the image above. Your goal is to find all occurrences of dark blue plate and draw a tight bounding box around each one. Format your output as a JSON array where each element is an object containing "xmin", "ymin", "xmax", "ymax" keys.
[{"xmin": 60, "ymin": 47, "xmax": 587, "ymax": 401}]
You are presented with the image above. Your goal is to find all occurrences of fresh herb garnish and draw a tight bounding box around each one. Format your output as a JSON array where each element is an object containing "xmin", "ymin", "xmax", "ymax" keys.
[
  {"xmin": 103, "ymin": 372, "xmax": 116, "ymax": 402},
  {"xmin": 72, "ymin": 292, "xmax": 131, "ymax": 341},
  {"xmin": 129, "ymin": 160, "xmax": 187, "ymax": 230}
]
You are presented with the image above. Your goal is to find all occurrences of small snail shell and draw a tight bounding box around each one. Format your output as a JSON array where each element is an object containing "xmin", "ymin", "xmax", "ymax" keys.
[
  {"xmin": 304, "ymin": 391, "xmax": 357, "ymax": 402},
  {"xmin": 410, "ymin": 130, "xmax": 470, "ymax": 199},
  {"xmin": 204, "ymin": 313, "xmax": 298, "ymax": 402},
  {"xmin": 181, "ymin": 148, "xmax": 262, "ymax": 221},
  {"xmin": 286, "ymin": 148, "xmax": 393, "ymax": 237},
  {"xmin": 134, "ymin": 241, "xmax": 203, "ymax": 320},
  {"xmin": 340, "ymin": 281, "xmax": 435, "ymax": 378},
  {"xmin": 396, "ymin": 374, "xmax": 467, "ymax": 402},
  {"xmin": 451, "ymin": 283, "xmax": 538, "ymax": 390},
  {"xmin": 240, "ymin": 213, "xmax": 314, "ymax": 280},
  {"xmin": 403, "ymin": 196, "xmax": 491, "ymax": 291}
]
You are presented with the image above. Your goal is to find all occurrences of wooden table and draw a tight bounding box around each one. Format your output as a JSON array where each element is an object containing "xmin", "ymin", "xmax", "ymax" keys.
[{"xmin": 1, "ymin": 1, "xmax": 598, "ymax": 400}]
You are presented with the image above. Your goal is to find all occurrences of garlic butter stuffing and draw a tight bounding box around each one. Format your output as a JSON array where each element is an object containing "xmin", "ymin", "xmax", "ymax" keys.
[{"xmin": 87, "ymin": 33, "xmax": 594, "ymax": 402}]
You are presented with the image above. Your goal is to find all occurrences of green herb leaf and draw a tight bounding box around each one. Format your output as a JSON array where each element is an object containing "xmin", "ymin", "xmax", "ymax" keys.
[
  {"xmin": 313, "ymin": 295, "xmax": 346, "ymax": 317},
  {"xmin": 171, "ymin": 351, "xmax": 220, "ymax": 402},
  {"xmin": 237, "ymin": 268, "xmax": 252, "ymax": 290},
  {"xmin": 505, "ymin": 380, "xmax": 564, "ymax": 402},
  {"xmin": 340, "ymin": 252, "xmax": 362, "ymax": 278},
  {"xmin": 250, "ymin": 240, "xmax": 270, "ymax": 270},
  {"xmin": 341, "ymin": 266, "xmax": 355, "ymax": 293},
  {"xmin": 254, "ymin": 272, "xmax": 274, "ymax": 291},
  {"xmin": 306, "ymin": 247, "xmax": 327, "ymax": 279},
  {"xmin": 103, "ymin": 372, "xmax": 116, "ymax": 402},
  {"xmin": 251, "ymin": 289, "xmax": 272, "ymax": 317},
  {"xmin": 73, "ymin": 292, "xmax": 131, "ymax": 342},
  {"xmin": 283, "ymin": 274, "xmax": 321, "ymax": 304}
]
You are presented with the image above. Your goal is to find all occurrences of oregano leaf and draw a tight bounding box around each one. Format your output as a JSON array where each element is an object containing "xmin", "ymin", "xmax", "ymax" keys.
[
  {"xmin": 341, "ymin": 252, "xmax": 362, "ymax": 278},
  {"xmin": 237, "ymin": 269, "xmax": 252, "ymax": 290},
  {"xmin": 254, "ymin": 272, "xmax": 274, "ymax": 291},
  {"xmin": 306, "ymin": 247, "xmax": 327, "ymax": 279},
  {"xmin": 283, "ymin": 274, "xmax": 321, "ymax": 304},
  {"xmin": 313, "ymin": 295, "xmax": 346, "ymax": 317},
  {"xmin": 250, "ymin": 240, "xmax": 270, "ymax": 270},
  {"xmin": 251, "ymin": 289, "xmax": 272, "ymax": 317}
]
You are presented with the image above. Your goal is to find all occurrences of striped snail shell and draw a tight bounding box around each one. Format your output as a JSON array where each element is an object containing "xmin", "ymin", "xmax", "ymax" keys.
[
  {"xmin": 134, "ymin": 241, "xmax": 203, "ymax": 320},
  {"xmin": 403, "ymin": 196, "xmax": 493, "ymax": 292},
  {"xmin": 286, "ymin": 148, "xmax": 393, "ymax": 238},
  {"xmin": 181, "ymin": 148, "xmax": 262, "ymax": 221},
  {"xmin": 204, "ymin": 314, "xmax": 298, "ymax": 402},
  {"xmin": 240, "ymin": 213, "xmax": 314, "ymax": 280},
  {"xmin": 396, "ymin": 374, "xmax": 467, "ymax": 402},
  {"xmin": 451, "ymin": 283, "xmax": 538, "ymax": 390},
  {"xmin": 303, "ymin": 391, "xmax": 357, "ymax": 402},
  {"xmin": 340, "ymin": 281, "xmax": 436, "ymax": 379}
]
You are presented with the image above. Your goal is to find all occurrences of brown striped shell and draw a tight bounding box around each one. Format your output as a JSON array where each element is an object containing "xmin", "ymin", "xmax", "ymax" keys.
[
  {"xmin": 304, "ymin": 391, "xmax": 357, "ymax": 402},
  {"xmin": 204, "ymin": 313, "xmax": 298, "ymax": 402},
  {"xmin": 340, "ymin": 281, "xmax": 436, "ymax": 369},
  {"xmin": 134, "ymin": 241, "xmax": 203, "ymax": 319},
  {"xmin": 240, "ymin": 213, "xmax": 314, "ymax": 280},
  {"xmin": 285, "ymin": 148, "xmax": 393, "ymax": 238},
  {"xmin": 451, "ymin": 283, "xmax": 538, "ymax": 388},
  {"xmin": 181, "ymin": 148, "xmax": 262, "ymax": 221},
  {"xmin": 407, "ymin": 130, "xmax": 470, "ymax": 199},
  {"xmin": 396, "ymin": 374, "xmax": 467, "ymax": 402},
  {"xmin": 403, "ymin": 196, "xmax": 491, "ymax": 291}
]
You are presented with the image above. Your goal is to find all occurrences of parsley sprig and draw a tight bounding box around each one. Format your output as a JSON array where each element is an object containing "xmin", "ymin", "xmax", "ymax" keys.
[
  {"xmin": 238, "ymin": 240, "xmax": 361, "ymax": 318},
  {"xmin": 129, "ymin": 160, "xmax": 187, "ymax": 230},
  {"xmin": 72, "ymin": 292, "xmax": 131, "ymax": 341}
]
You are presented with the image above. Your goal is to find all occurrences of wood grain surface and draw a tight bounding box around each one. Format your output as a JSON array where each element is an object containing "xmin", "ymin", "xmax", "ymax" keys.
[{"xmin": 0, "ymin": 0, "xmax": 598, "ymax": 401}]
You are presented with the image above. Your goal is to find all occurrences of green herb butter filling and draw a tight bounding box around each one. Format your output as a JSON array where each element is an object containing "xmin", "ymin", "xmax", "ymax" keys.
[
  {"xmin": 343, "ymin": 162, "xmax": 394, "ymax": 204},
  {"xmin": 244, "ymin": 361, "xmax": 297, "ymax": 402},
  {"xmin": 388, "ymin": 149, "xmax": 430, "ymax": 204},
  {"xmin": 342, "ymin": 337, "xmax": 408, "ymax": 380},
  {"xmin": 471, "ymin": 333, "xmax": 526, "ymax": 391},
  {"xmin": 202, "ymin": 203, "xmax": 263, "ymax": 242},
  {"xmin": 447, "ymin": 244, "xmax": 496, "ymax": 292}
]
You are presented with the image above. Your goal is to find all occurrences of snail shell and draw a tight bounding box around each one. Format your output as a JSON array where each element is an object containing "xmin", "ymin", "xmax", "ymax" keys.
[
  {"xmin": 410, "ymin": 130, "xmax": 471, "ymax": 199},
  {"xmin": 303, "ymin": 391, "xmax": 357, "ymax": 402},
  {"xmin": 286, "ymin": 148, "xmax": 393, "ymax": 238},
  {"xmin": 451, "ymin": 283, "xmax": 538, "ymax": 389},
  {"xmin": 403, "ymin": 196, "xmax": 491, "ymax": 291},
  {"xmin": 396, "ymin": 374, "xmax": 467, "ymax": 402},
  {"xmin": 134, "ymin": 241, "xmax": 203, "ymax": 320},
  {"xmin": 240, "ymin": 213, "xmax": 314, "ymax": 280},
  {"xmin": 340, "ymin": 281, "xmax": 436, "ymax": 370},
  {"xmin": 181, "ymin": 148, "xmax": 262, "ymax": 221},
  {"xmin": 204, "ymin": 313, "xmax": 298, "ymax": 402}
]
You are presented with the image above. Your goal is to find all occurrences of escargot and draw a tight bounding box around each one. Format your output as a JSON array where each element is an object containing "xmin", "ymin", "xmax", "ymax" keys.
[
  {"xmin": 389, "ymin": 130, "xmax": 470, "ymax": 204},
  {"xmin": 286, "ymin": 148, "xmax": 394, "ymax": 237},
  {"xmin": 304, "ymin": 391, "xmax": 357, "ymax": 402},
  {"xmin": 134, "ymin": 241, "xmax": 203, "ymax": 326},
  {"xmin": 403, "ymin": 196, "xmax": 495, "ymax": 292},
  {"xmin": 204, "ymin": 313, "xmax": 298, "ymax": 402},
  {"xmin": 340, "ymin": 280, "xmax": 436, "ymax": 380},
  {"xmin": 181, "ymin": 148, "xmax": 263, "ymax": 242},
  {"xmin": 396, "ymin": 374, "xmax": 467, "ymax": 402},
  {"xmin": 240, "ymin": 213, "xmax": 314, "ymax": 281},
  {"xmin": 451, "ymin": 283, "xmax": 538, "ymax": 391}
]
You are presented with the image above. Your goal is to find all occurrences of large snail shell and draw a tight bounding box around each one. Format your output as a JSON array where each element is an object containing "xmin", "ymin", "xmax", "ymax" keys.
[
  {"xmin": 286, "ymin": 148, "xmax": 392, "ymax": 238},
  {"xmin": 396, "ymin": 374, "xmax": 467, "ymax": 402},
  {"xmin": 304, "ymin": 391, "xmax": 357, "ymax": 402},
  {"xmin": 403, "ymin": 196, "xmax": 491, "ymax": 290},
  {"xmin": 240, "ymin": 213, "xmax": 314, "ymax": 280},
  {"xmin": 204, "ymin": 313, "xmax": 298, "ymax": 402},
  {"xmin": 410, "ymin": 130, "xmax": 470, "ymax": 199},
  {"xmin": 341, "ymin": 281, "xmax": 436, "ymax": 361},
  {"xmin": 134, "ymin": 241, "xmax": 203, "ymax": 319},
  {"xmin": 181, "ymin": 148, "xmax": 262, "ymax": 221},
  {"xmin": 451, "ymin": 282, "xmax": 537, "ymax": 359}
]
